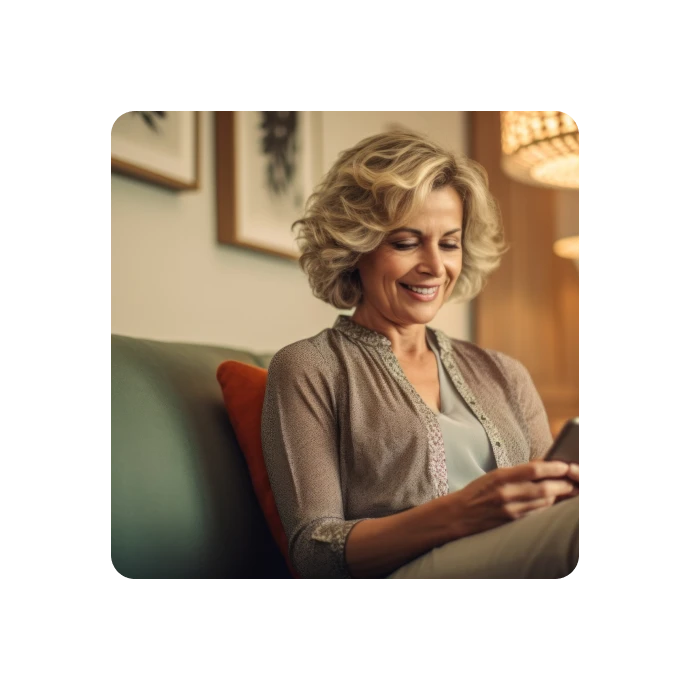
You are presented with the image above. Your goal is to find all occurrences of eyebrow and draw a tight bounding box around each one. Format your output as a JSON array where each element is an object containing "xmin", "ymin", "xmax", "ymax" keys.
[{"xmin": 389, "ymin": 227, "xmax": 462, "ymax": 237}]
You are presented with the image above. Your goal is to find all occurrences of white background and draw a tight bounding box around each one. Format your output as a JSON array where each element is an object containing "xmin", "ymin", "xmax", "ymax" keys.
[{"xmin": 2, "ymin": 0, "xmax": 688, "ymax": 688}]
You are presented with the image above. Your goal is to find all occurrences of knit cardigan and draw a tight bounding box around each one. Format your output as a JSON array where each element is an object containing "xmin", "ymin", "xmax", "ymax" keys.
[{"xmin": 260, "ymin": 315, "xmax": 553, "ymax": 578}]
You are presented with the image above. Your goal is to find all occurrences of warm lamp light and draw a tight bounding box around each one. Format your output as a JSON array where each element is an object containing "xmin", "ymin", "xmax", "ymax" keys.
[
  {"xmin": 501, "ymin": 112, "xmax": 579, "ymax": 265},
  {"xmin": 554, "ymin": 189, "xmax": 579, "ymax": 268},
  {"xmin": 554, "ymin": 236, "xmax": 579, "ymax": 259},
  {"xmin": 553, "ymin": 235, "xmax": 580, "ymax": 268},
  {"xmin": 500, "ymin": 111, "xmax": 579, "ymax": 190}
]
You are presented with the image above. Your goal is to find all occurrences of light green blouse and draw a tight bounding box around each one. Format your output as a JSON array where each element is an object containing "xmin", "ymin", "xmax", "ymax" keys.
[{"xmin": 427, "ymin": 334, "xmax": 497, "ymax": 492}]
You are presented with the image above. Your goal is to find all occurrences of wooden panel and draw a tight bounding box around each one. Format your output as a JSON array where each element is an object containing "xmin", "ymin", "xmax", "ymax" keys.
[{"xmin": 471, "ymin": 111, "xmax": 579, "ymax": 437}]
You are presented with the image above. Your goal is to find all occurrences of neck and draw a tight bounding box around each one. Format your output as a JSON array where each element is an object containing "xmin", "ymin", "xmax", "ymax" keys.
[{"xmin": 350, "ymin": 307, "xmax": 431, "ymax": 361}]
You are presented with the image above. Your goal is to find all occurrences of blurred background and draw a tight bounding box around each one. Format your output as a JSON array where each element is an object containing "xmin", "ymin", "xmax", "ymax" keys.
[{"xmin": 111, "ymin": 111, "xmax": 578, "ymax": 435}]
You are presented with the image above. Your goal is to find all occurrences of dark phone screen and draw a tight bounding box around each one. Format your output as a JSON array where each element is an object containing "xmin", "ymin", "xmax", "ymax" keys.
[{"xmin": 544, "ymin": 418, "xmax": 579, "ymax": 463}]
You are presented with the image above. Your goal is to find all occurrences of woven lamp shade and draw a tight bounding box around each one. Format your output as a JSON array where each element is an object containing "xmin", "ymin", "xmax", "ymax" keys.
[{"xmin": 500, "ymin": 111, "xmax": 579, "ymax": 190}]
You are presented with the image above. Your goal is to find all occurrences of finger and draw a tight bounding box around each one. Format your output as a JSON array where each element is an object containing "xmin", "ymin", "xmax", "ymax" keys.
[
  {"xmin": 502, "ymin": 496, "xmax": 554, "ymax": 519},
  {"xmin": 556, "ymin": 487, "xmax": 578, "ymax": 503},
  {"xmin": 567, "ymin": 464, "xmax": 579, "ymax": 482},
  {"xmin": 494, "ymin": 460, "xmax": 569, "ymax": 485},
  {"xmin": 497, "ymin": 479, "xmax": 574, "ymax": 503}
]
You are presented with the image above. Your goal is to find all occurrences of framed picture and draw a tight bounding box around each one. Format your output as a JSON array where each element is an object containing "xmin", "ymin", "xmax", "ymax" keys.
[
  {"xmin": 111, "ymin": 111, "xmax": 200, "ymax": 191},
  {"xmin": 215, "ymin": 111, "xmax": 323, "ymax": 260}
]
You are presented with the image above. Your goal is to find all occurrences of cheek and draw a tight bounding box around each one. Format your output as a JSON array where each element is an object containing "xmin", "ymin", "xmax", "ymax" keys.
[{"xmin": 446, "ymin": 254, "xmax": 462, "ymax": 277}]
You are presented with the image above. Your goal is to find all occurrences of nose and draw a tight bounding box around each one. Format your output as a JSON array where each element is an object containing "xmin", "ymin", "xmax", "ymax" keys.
[{"xmin": 416, "ymin": 244, "xmax": 445, "ymax": 278}]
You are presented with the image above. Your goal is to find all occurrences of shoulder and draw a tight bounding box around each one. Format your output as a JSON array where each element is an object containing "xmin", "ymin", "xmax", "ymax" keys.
[
  {"xmin": 484, "ymin": 348, "xmax": 534, "ymax": 384},
  {"xmin": 433, "ymin": 329, "xmax": 534, "ymax": 386},
  {"xmin": 264, "ymin": 331, "xmax": 344, "ymax": 413},
  {"xmin": 270, "ymin": 335, "xmax": 323, "ymax": 367},
  {"xmin": 267, "ymin": 328, "xmax": 344, "ymax": 380}
]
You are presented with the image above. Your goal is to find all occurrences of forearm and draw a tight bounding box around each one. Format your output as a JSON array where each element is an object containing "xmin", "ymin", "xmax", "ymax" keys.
[{"xmin": 344, "ymin": 494, "xmax": 463, "ymax": 578}]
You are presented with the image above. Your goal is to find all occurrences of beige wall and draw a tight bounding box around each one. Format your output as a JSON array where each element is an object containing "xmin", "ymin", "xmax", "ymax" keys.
[{"xmin": 111, "ymin": 111, "xmax": 471, "ymax": 353}]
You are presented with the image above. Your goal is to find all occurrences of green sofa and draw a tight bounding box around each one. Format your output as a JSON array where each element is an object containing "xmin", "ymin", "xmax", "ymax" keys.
[{"xmin": 111, "ymin": 334, "xmax": 291, "ymax": 578}]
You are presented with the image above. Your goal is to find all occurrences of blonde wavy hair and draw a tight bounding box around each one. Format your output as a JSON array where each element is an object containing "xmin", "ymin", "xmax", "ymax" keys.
[{"xmin": 292, "ymin": 129, "xmax": 506, "ymax": 309}]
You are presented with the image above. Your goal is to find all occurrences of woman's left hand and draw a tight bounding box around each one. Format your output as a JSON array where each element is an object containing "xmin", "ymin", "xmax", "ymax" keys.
[
  {"xmin": 531, "ymin": 458, "xmax": 578, "ymax": 502},
  {"xmin": 559, "ymin": 462, "xmax": 578, "ymax": 501}
]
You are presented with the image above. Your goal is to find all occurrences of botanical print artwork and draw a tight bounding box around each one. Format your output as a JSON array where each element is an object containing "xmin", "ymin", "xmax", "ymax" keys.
[
  {"xmin": 111, "ymin": 111, "xmax": 199, "ymax": 191},
  {"xmin": 216, "ymin": 111, "xmax": 319, "ymax": 259},
  {"xmin": 260, "ymin": 112, "xmax": 298, "ymax": 195}
]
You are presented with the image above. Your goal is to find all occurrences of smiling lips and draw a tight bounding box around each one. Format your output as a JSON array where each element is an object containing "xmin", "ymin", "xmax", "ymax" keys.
[{"xmin": 400, "ymin": 283, "xmax": 440, "ymax": 302}]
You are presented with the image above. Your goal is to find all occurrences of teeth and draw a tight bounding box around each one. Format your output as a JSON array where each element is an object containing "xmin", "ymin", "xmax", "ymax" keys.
[{"xmin": 405, "ymin": 284, "xmax": 438, "ymax": 295}]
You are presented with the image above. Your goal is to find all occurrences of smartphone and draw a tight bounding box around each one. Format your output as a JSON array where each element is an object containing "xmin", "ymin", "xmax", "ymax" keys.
[{"xmin": 544, "ymin": 417, "xmax": 579, "ymax": 463}]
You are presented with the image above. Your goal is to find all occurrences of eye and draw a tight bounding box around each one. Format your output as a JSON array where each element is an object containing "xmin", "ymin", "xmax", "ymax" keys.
[{"xmin": 391, "ymin": 240, "xmax": 461, "ymax": 251}]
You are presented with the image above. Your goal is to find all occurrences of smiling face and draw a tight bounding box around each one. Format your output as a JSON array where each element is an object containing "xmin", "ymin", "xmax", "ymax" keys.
[{"xmin": 352, "ymin": 186, "xmax": 464, "ymax": 328}]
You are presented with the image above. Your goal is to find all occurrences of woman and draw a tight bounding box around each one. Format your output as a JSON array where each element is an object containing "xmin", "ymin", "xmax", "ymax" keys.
[{"xmin": 261, "ymin": 130, "xmax": 579, "ymax": 579}]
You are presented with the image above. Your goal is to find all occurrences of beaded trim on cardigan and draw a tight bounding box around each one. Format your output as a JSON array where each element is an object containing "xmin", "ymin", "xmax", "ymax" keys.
[
  {"xmin": 311, "ymin": 517, "xmax": 367, "ymax": 578},
  {"xmin": 333, "ymin": 316, "xmax": 509, "ymax": 486},
  {"xmin": 432, "ymin": 329, "xmax": 510, "ymax": 468}
]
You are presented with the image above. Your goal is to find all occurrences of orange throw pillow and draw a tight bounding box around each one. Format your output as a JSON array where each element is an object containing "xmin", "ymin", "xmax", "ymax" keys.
[{"xmin": 216, "ymin": 360, "xmax": 299, "ymax": 578}]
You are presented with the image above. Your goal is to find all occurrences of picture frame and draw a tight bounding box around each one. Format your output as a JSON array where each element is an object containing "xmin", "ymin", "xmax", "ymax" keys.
[
  {"xmin": 111, "ymin": 111, "xmax": 200, "ymax": 191},
  {"xmin": 215, "ymin": 111, "xmax": 323, "ymax": 260}
]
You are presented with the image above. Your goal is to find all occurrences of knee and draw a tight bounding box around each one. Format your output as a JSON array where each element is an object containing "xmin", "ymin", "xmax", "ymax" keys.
[
  {"xmin": 534, "ymin": 497, "xmax": 579, "ymax": 578},
  {"xmin": 553, "ymin": 497, "xmax": 578, "ymax": 577}
]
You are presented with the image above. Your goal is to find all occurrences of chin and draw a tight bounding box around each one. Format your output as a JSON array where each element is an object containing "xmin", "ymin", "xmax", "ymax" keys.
[{"xmin": 403, "ymin": 308, "xmax": 440, "ymax": 325}]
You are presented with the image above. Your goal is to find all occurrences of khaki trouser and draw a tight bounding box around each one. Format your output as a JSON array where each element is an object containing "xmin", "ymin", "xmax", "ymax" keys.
[{"xmin": 388, "ymin": 496, "xmax": 578, "ymax": 579}]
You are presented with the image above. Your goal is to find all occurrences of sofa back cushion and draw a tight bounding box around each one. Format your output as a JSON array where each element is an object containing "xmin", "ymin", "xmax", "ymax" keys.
[{"xmin": 111, "ymin": 334, "xmax": 290, "ymax": 578}]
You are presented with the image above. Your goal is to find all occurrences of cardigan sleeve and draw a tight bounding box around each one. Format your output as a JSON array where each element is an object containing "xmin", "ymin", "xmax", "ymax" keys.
[
  {"xmin": 493, "ymin": 352, "xmax": 553, "ymax": 460},
  {"xmin": 260, "ymin": 339, "xmax": 367, "ymax": 578}
]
